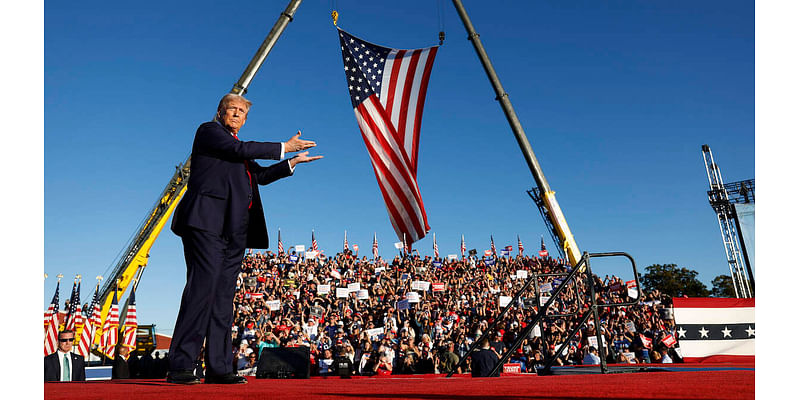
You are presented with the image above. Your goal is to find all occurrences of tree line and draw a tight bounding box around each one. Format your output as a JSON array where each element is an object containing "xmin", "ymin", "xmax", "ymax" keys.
[{"xmin": 640, "ymin": 263, "xmax": 735, "ymax": 298}]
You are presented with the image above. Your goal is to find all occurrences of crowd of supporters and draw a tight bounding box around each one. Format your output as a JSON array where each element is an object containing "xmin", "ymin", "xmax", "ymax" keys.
[{"xmin": 227, "ymin": 249, "xmax": 681, "ymax": 376}]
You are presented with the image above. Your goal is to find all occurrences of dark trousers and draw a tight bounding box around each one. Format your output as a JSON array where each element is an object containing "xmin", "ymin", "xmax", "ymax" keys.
[{"xmin": 169, "ymin": 228, "xmax": 246, "ymax": 376}]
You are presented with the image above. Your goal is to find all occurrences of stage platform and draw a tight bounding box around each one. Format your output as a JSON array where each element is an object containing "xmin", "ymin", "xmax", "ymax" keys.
[{"xmin": 45, "ymin": 363, "xmax": 754, "ymax": 400}]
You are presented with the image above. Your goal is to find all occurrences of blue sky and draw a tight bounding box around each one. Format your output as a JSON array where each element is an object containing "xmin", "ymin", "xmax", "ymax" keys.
[{"xmin": 41, "ymin": 0, "xmax": 755, "ymax": 335}]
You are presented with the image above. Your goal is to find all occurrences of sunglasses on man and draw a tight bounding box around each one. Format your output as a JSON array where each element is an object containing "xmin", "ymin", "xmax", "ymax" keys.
[{"xmin": 59, "ymin": 337, "xmax": 75, "ymax": 342}]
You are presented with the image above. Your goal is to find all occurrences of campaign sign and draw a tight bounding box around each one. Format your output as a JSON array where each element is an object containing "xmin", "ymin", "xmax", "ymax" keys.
[
  {"xmin": 317, "ymin": 284, "xmax": 331, "ymax": 295},
  {"xmin": 432, "ymin": 261, "xmax": 443, "ymax": 268},
  {"xmin": 447, "ymin": 254, "xmax": 458, "ymax": 261},
  {"xmin": 348, "ymin": 282, "xmax": 361, "ymax": 292},
  {"xmin": 406, "ymin": 292, "xmax": 420, "ymax": 303},
  {"xmin": 330, "ymin": 270, "xmax": 342, "ymax": 280},
  {"xmin": 539, "ymin": 296, "xmax": 551, "ymax": 306},
  {"xmin": 588, "ymin": 336, "xmax": 598, "ymax": 349},
  {"xmin": 432, "ymin": 282, "xmax": 445, "ymax": 292},
  {"xmin": 499, "ymin": 296, "xmax": 512, "ymax": 308},
  {"xmin": 516, "ymin": 270, "xmax": 528, "ymax": 279},
  {"xmin": 485, "ymin": 258, "xmax": 496, "ymax": 266},
  {"xmin": 336, "ymin": 288, "xmax": 349, "ymax": 298},
  {"xmin": 305, "ymin": 250, "xmax": 318, "ymax": 258},
  {"xmin": 626, "ymin": 280, "xmax": 638, "ymax": 298},
  {"xmin": 397, "ymin": 299, "xmax": 410, "ymax": 310},
  {"xmin": 539, "ymin": 283, "xmax": 552, "ymax": 293},
  {"xmin": 265, "ymin": 300, "xmax": 281, "ymax": 311},
  {"xmin": 625, "ymin": 321, "xmax": 636, "ymax": 333},
  {"xmin": 374, "ymin": 266, "xmax": 386, "ymax": 274},
  {"xmin": 502, "ymin": 363, "xmax": 522, "ymax": 374},
  {"xmin": 533, "ymin": 324, "xmax": 542, "ymax": 337},
  {"xmin": 357, "ymin": 289, "xmax": 369, "ymax": 300},
  {"xmin": 500, "ymin": 250, "xmax": 510, "ymax": 257},
  {"xmin": 394, "ymin": 242, "xmax": 404, "ymax": 249},
  {"xmin": 661, "ymin": 334, "xmax": 677, "ymax": 348},
  {"xmin": 412, "ymin": 281, "xmax": 431, "ymax": 291},
  {"xmin": 366, "ymin": 327, "xmax": 385, "ymax": 340},
  {"xmin": 289, "ymin": 255, "xmax": 299, "ymax": 263}
]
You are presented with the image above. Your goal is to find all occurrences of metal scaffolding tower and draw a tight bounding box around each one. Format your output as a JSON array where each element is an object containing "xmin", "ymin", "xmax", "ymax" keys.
[{"xmin": 701, "ymin": 144, "xmax": 754, "ymax": 298}]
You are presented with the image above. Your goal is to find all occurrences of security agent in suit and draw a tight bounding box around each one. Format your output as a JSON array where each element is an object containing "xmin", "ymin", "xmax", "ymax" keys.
[
  {"xmin": 44, "ymin": 330, "xmax": 86, "ymax": 382},
  {"xmin": 470, "ymin": 338, "xmax": 501, "ymax": 377},
  {"xmin": 167, "ymin": 94, "xmax": 321, "ymax": 385}
]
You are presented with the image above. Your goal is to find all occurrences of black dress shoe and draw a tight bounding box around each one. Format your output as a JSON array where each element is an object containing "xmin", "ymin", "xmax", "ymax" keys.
[
  {"xmin": 204, "ymin": 373, "xmax": 248, "ymax": 384},
  {"xmin": 166, "ymin": 370, "xmax": 201, "ymax": 385}
]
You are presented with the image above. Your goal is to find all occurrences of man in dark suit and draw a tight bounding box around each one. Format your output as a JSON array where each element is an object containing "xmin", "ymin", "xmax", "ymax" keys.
[
  {"xmin": 470, "ymin": 339, "xmax": 500, "ymax": 377},
  {"xmin": 167, "ymin": 94, "xmax": 321, "ymax": 385},
  {"xmin": 44, "ymin": 330, "xmax": 86, "ymax": 382}
]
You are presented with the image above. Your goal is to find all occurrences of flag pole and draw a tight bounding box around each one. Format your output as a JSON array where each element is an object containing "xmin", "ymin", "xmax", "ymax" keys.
[{"xmin": 451, "ymin": 0, "xmax": 581, "ymax": 267}]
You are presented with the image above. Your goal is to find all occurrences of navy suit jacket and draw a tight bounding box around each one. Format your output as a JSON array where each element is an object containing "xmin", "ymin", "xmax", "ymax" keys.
[
  {"xmin": 171, "ymin": 121, "xmax": 293, "ymax": 249},
  {"xmin": 470, "ymin": 348, "xmax": 500, "ymax": 377},
  {"xmin": 44, "ymin": 352, "xmax": 86, "ymax": 382}
]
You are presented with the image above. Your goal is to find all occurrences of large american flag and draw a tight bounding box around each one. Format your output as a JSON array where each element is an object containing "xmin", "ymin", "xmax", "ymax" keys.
[
  {"xmin": 121, "ymin": 287, "xmax": 138, "ymax": 358},
  {"xmin": 43, "ymin": 281, "xmax": 60, "ymax": 356},
  {"xmin": 311, "ymin": 230, "xmax": 319, "ymax": 251},
  {"xmin": 78, "ymin": 284, "xmax": 102, "ymax": 359},
  {"xmin": 338, "ymin": 28, "xmax": 437, "ymax": 244},
  {"xmin": 372, "ymin": 232, "xmax": 379, "ymax": 259},
  {"xmin": 101, "ymin": 289, "xmax": 120, "ymax": 359},
  {"xmin": 277, "ymin": 228, "xmax": 284, "ymax": 254}
]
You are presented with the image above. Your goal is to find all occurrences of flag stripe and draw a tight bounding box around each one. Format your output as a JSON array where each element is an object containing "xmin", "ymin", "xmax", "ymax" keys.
[
  {"xmin": 672, "ymin": 307, "xmax": 755, "ymax": 324},
  {"xmin": 409, "ymin": 47, "xmax": 437, "ymax": 174},
  {"xmin": 355, "ymin": 100, "xmax": 428, "ymax": 237},
  {"xmin": 678, "ymin": 339, "xmax": 754, "ymax": 357},
  {"xmin": 357, "ymin": 114, "xmax": 424, "ymax": 239},
  {"xmin": 396, "ymin": 49, "xmax": 422, "ymax": 159},
  {"xmin": 384, "ymin": 49, "xmax": 406, "ymax": 119}
]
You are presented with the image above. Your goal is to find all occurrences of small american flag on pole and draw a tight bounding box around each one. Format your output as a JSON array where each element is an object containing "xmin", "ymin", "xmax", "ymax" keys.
[
  {"xmin": 460, "ymin": 235, "xmax": 465, "ymax": 259},
  {"xmin": 517, "ymin": 235, "xmax": 524, "ymax": 255},
  {"xmin": 433, "ymin": 232, "xmax": 439, "ymax": 258},
  {"xmin": 101, "ymin": 289, "xmax": 120, "ymax": 360},
  {"xmin": 372, "ymin": 232, "xmax": 379, "ymax": 259},
  {"xmin": 278, "ymin": 228, "xmax": 284, "ymax": 255},
  {"xmin": 78, "ymin": 283, "xmax": 102, "ymax": 359},
  {"xmin": 490, "ymin": 235, "xmax": 496, "ymax": 256},
  {"xmin": 337, "ymin": 28, "xmax": 437, "ymax": 245},
  {"xmin": 43, "ymin": 281, "xmax": 60, "ymax": 356},
  {"xmin": 311, "ymin": 230, "xmax": 319, "ymax": 251},
  {"xmin": 121, "ymin": 286, "xmax": 138, "ymax": 358},
  {"xmin": 344, "ymin": 230, "xmax": 349, "ymax": 251},
  {"xmin": 64, "ymin": 280, "xmax": 80, "ymax": 331}
]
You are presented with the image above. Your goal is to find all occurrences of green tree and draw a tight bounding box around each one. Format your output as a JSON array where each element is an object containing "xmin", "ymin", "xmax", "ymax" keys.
[
  {"xmin": 640, "ymin": 264, "xmax": 709, "ymax": 297},
  {"xmin": 711, "ymin": 275, "xmax": 736, "ymax": 297}
]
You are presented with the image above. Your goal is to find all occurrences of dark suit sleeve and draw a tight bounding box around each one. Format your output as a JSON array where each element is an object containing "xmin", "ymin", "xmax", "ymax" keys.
[
  {"xmin": 248, "ymin": 159, "xmax": 293, "ymax": 186},
  {"xmin": 193, "ymin": 122, "xmax": 282, "ymax": 161},
  {"xmin": 74, "ymin": 354, "xmax": 86, "ymax": 381},
  {"xmin": 44, "ymin": 354, "xmax": 58, "ymax": 382}
]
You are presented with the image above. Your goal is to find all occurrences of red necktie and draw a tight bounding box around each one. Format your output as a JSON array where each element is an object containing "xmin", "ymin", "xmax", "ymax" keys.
[{"xmin": 232, "ymin": 133, "xmax": 253, "ymax": 209}]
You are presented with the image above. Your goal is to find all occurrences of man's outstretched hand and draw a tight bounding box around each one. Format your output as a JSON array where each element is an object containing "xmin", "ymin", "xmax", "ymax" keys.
[
  {"xmin": 285, "ymin": 131, "xmax": 316, "ymax": 152},
  {"xmin": 289, "ymin": 151, "xmax": 323, "ymax": 168}
]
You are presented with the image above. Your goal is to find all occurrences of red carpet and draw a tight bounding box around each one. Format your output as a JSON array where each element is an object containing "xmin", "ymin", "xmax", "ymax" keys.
[{"xmin": 45, "ymin": 364, "xmax": 754, "ymax": 400}]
